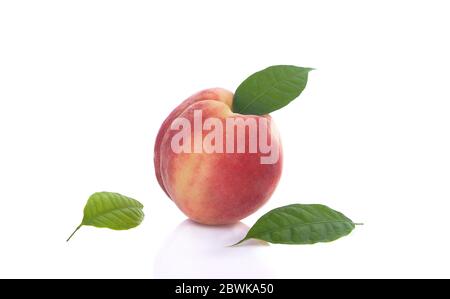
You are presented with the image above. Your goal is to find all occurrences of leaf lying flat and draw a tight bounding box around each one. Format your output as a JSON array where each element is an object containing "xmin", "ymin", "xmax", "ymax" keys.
[
  {"xmin": 234, "ymin": 204, "xmax": 357, "ymax": 245},
  {"xmin": 67, "ymin": 192, "xmax": 144, "ymax": 241}
]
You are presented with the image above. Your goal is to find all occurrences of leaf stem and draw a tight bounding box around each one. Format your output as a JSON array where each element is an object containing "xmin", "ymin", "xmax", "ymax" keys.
[{"xmin": 66, "ymin": 224, "xmax": 82, "ymax": 242}]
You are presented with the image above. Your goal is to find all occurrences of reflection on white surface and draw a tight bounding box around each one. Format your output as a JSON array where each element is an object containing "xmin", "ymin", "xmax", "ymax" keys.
[{"xmin": 153, "ymin": 219, "xmax": 274, "ymax": 278}]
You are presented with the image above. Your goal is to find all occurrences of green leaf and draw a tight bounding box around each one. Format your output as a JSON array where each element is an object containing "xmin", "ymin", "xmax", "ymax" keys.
[
  {"xmin": 67, "ymin": 192, "xmax": 144, "ymax": 242},
  {"xmin": 233, "ymin": 65, "xmax": 313, "ymax": 115},
  {"xmin": 234, "ymin": 204, "xmax": 359, "ymax": 245}
]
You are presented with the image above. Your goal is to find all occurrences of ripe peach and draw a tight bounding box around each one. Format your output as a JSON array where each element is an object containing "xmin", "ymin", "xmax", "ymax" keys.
[{"xmin": 154, "ymin": 88, "xmax": 282, "ymax": 225}]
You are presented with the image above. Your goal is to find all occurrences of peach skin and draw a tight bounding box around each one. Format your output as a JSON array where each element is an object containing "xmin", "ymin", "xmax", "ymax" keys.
[{"xmin": 154, "ymin": 88, "xmax": 282, "ymax": 225}]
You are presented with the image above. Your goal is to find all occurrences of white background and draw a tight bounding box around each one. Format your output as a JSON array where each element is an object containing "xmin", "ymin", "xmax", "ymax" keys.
[{"xmin": 1, "ymin": 0, "xmax": 449, "ymax": 279}]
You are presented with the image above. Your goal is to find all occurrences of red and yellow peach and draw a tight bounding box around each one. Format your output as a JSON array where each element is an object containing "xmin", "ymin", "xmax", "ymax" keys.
[{"xmin": 154, "ymin": 88, "xmax": 282, "ymax": 225}]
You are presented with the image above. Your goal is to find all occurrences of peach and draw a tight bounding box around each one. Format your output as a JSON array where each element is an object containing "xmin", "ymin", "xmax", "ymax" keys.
[{"xmin": 154, "ymin": 88, "xmax": 282, "ymax": 225}]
